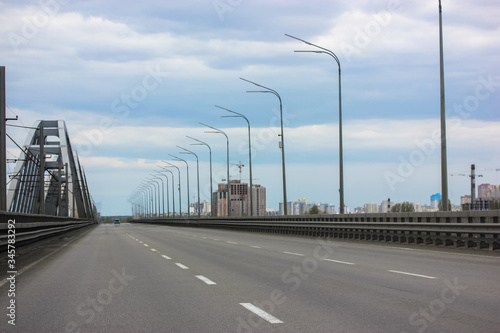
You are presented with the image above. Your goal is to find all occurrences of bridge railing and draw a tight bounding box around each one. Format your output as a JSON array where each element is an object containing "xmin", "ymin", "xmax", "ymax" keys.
[
  {"xmin": 133, "ymin": 211, "xmax": 500, "ymax": 251},
  {"xmin": 0, "ymin": 212, "xmax": 96, "ymax": 249}
]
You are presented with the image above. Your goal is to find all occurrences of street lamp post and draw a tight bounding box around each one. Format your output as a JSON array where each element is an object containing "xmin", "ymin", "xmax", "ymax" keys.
[
  {"xmin": 285, "ymin": 33, "xmax": 345, "ymax": 214},
  {"xmin": 170, "ymin": 154, "xmax": 190, "ymax": 217},
  {"xmin": 163, "ymin": 161, "xmax": 182, "ymax": 216},
  {"xmin": 200, "ymin": 123, "xmax": 231, "ymax": 217},
  {"xmin": 158, "ymin": 168, "xmax": 175, "ymax": 217},
  {"xmin": 216, "ymin": 105, "xmax": 254, "ymax": 216},
  {"xmin": 178, "ymin": 146, "xmax": 201, "ymax": 218},
  {"xmin": 149, "ymin": 176, "xmax": 165, "ymax": 217},
  {"xmin": 154, "ymin": 170, "xmax": 169, "ymax": 217},
  {"xmin": 438, "ymin": 0, "xmax": 448, "ymax": 211},
  {"xmin": 147, "ymin": 178, "xmax": 162, "ymax": 218},
  {"xmin": 187, "ymin": 136, "xmax": 213, "ymax": 216},
  {"xmin": 239, "ymin": 77, "xmax": 287, "ymax": 215}
]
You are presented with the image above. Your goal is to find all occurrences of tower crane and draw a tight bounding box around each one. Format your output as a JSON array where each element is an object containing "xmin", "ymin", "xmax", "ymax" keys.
[{"xmin": 229, "ymin": 161, "xmax": 244, "ymax": 181}]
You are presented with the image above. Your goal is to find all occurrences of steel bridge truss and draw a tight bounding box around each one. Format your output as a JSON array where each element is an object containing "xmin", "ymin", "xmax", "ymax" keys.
[{"xmin": 7, "ymin": 120, "xmax": 95, "ymax": 219}]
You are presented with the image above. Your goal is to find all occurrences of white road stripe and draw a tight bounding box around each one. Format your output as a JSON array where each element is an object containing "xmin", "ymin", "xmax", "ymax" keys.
[
  {"xmin": 227, "ymin": 241, "xmax": 238, "ymax": 245},
  {"xmin": 239, "ymin": 303, "xmax": 283, "ymax": 324},
  {"xmin": 196, "ymin": 275, "xmax": 216, "ymax": 285},
  {"xmin": 176, "ymin": 263, "xmax": 189, "ymax": 269},
  {"xmin": 283, "ymin": 251, "xmax": 304, "ymax": 257},
  {"xmin": 388, "ymin": 270, "xmax": 436, "ymax": 279},
  {"xmin": 151, "ymin": 249, "xmax": 157, "ymax": 252},
  {"xmin": 161, "ymin": 255, "xmax": 171, "ymax": 260},
  {"xmin": 144, "ymin": 244, "xmax": 149, "ymax": 247},
  {"xmin": 323, "ymin": 258, "xmax": 356, "ymax": 265},
  {"xmin": 251, "ymin": 246, "xmax": 262, "ymax": 249}
]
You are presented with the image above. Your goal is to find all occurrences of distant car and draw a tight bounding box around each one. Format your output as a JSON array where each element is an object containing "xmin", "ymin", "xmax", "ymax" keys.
[{"xmin": 114, "ymin": 219, "xmax": 120, "ymax": 225}]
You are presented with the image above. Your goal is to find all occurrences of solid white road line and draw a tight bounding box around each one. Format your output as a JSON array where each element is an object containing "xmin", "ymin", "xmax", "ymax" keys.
[
  {"xmin": 196, "ymin": 275, "xmax": 216, "ymax": 285},
  {"xmin": 388, "ymin": 270, "xmax": 436, "ymax": 279},
  {"xmin": 176, "ymin": 263, "xmax": 189, "ymax": 269},
  {"xmin": 161, "ymin": 255, "xmax": 171, "ymax": 260},
  {"xmin": 323, "ymin": 258, "xmax": 356, "ymax": 265},
  {"xmin": 239, "ymin": 303, "xmax": 283, "ymax": 324},
  {"xmin": 283, "ymin": 251, "xmax": 304, "ymax": 257}
]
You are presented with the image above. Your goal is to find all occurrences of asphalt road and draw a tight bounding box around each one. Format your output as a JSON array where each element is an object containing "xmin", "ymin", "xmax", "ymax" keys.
[{"xmin": 1, "ymin": 223, "xmax": 499, "ymax": 333}]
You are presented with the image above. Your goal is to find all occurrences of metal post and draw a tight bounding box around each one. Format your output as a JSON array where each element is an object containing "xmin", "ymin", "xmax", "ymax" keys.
[
  {"xmin": 178, "ymin": 146, "xmax": 201, "ymax": 218},
  {"xmin": 187, "ymin": 136, "xmax": 213, "ymax": 216},
  {"xmin": 169, "ymin": 155, "xmax": 190, "ymax": 217},
  {"xmin": 0, "ymin": 67, "xmax": 6, "ymax": 211},
  {"xmin": 217, "ymin": 105, "xmax": 254, "ymax": 216},
  {"xmin": 39, "ymin": 121, "xmax": 45, "ymax": 214},
  {"xmin": 285, "ymin": 34, "xmax": 345, "ymax": 214},
  {"xmin": 200, "ymin": 123, "xmax": 231, "ymax": 217},
  {"xmin": 439, "ymin": 0, "xmax": 449, "ymax": 211},
  {"xmin": 239, "ymin": 78, "xmax": 287, "ymax": 215}
]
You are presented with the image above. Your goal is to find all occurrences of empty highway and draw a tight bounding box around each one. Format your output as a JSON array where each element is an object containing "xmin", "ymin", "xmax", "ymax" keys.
[{"xmin": 1, "ymin": 223, "xmax": 499, "ymax": 333}]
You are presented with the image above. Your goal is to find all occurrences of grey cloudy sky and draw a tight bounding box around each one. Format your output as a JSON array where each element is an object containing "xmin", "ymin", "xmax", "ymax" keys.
[{"xmin": 2, "ymin": 0, "xmax": 499, "ymax": 215}]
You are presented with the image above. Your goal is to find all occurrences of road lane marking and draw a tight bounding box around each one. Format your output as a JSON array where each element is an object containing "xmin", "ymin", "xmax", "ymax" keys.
[
  {"xmin": 202, "ymin": 237, "xmax": 207, "ymax": 239},
  {"xmin": 176, "ymin": 263, "xmax": 189, "ymax": 269},
  {"xmin": 227, "ymin": 241, "xmax": 238, "ymax": 245},
  {"xmin": 151, "ymin": 249, "xmax": 157, "ymax": 252},
  {"xmin": 388, "ymin": 270, "xmax": 436, "ymax": 279},
  {"xmin": 239, "ymin": 303, "xmax": 283, "ymax": 324},
  {"xmin": 161, "ymin": 255, "xmax": 171, "ymax": 260},
  {"xmin": 250, "ymin": 246, "xmax": 262, "ymax": 249},
  {"xmin": 196, "ymin": 275, "xmax": 216, "ymax": 285},
  {"xmin": 214, "ymin": 239, "xmax": 220, "ymax": 241},
  {"xmin": 283, "ymin": 251, "xmax": 304, "ymax": 257},
  {"xmin": 144, "ymin": 244, "xmax": 149, "ymax": 247},
  {"xmin": 323, "ymin": 259, "xmax": 355, "ymax": 265}
]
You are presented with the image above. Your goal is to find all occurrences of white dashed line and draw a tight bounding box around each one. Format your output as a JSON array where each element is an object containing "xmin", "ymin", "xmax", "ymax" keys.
[
  {"xmin": 196, "ymin": 275, "xmax": 216, "ymax": 285},
  {"xmin": 144, "ymin": 244, "xmax": 149, "ymax": 247},
  {"xmin": 161, "ymin": 255, "xmax": 171, "ymax": 260},
  {"xmin": 227, "ymin": 241, "xmax": 238, "ymax": 245},
  {"xmin": 323, "ymin": 258, "xmax": 355, "ymax": 265},
  {"xmin": 176, "ymin": 263, "xmax": 189, "ymax": 269},
  {"xmin": 388, "ymin": 270, "xmax": 436, "ymax": 279},
  {"xmin": 283, "ymin": 251, "xmax": 304, "ymax": 257},
  {"xmin": 151, "ymin": 249, "xmax": 157, "ymax": 252},
  {"xmin": 239, "ymin": 303, "xmax": 283, "ymax": 324},
  {"xmin": 250, "ymin": 246, "xmax": 262, "ymax": 249},
  {"xmin": 202, "ymin": 237, "xmax": 207, "ymax": 239}
]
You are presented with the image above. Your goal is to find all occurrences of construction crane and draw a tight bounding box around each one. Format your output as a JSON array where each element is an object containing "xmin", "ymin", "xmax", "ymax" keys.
[{"xmin": 229, "ymin": 161, "xmax": 244, "ymax": 181}]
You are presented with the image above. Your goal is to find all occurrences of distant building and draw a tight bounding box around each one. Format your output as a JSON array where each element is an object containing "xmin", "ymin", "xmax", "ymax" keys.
[
  {"xmin": 478, "ymin": 183, "xmax": 500, "ymax": 199},
  {"xmin": 461, "ymin": 195, "xmax": 471, "ymax": 205},
  {"xmin": 251, "ymin": 184, "xmax": 267, "ymax": 216},
  {"xmin": 379, "ymin": 199, "xmax": 394, "ymax": 213},
  {"xmin": 213, "ymin": 181, "xmax": 266, "ymax": 216},
  {"xmin": 364, "ymin": 202, "xmax": 378, "ymax": 213}
]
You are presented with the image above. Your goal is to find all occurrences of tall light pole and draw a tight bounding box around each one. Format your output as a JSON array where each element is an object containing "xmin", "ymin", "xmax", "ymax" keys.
[
  {"xmin": 200, "ymin": 123, "xmax": 231, "ymax": 217},
  {"xmin": 187, "ymin": 136, "xmax": 213, "ymax": 216},
  {"xmin": 285, "ymin": 33, "xmax": 345, "ymax": 214},
  {"xmin": 150, "ymin": 175, "xmax": 165, "ymax": 217},
  {"xmin": 154, "ymin": 170, "xmax": 169, "ymax": 217},
  {"xmin": 163, "ymin": 161, "xmax": 182, "ymax": 216},
  {"xmin": 158, "ymin": 167, "xmax": 175, "ymax": 217},
  {"xmin": 240, "ymin": 77, "xmax": 288, "ymax": 215},
  {"xmin": 178, "ymin": 146, "xmax": 201, "ymax": 218},
  {"xmin": 216, "ymin": 105, "xmax": 254, "ymax": 216},
  {"xmin": 170, "ymin": 154, "xmax": 190, "ymax": 217},
  {"xmin": 438, "ymin": 0, "xmax": 448, "ymax": 211},
  {"xmin": 147, "ymin": 178, "xmax": 161, "ymax": 218}
]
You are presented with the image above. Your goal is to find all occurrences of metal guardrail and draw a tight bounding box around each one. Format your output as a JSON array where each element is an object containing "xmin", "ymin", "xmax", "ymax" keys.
[
  {"xmin": 0, "ymin": 212, "xmax": 96, "ymax": 249},
  {"xmin": 133, "ymin": 211, "xmax": 500, "ymax": 251}
]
